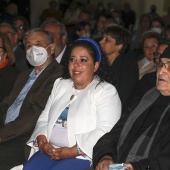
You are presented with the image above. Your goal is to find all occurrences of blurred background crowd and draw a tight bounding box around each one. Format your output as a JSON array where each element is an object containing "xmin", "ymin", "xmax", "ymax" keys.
[
  {"xmin": 1, "ymin": 0, "xmax": 170, "ymax": 109},
  {"xmin": 0, "ymin": 0, "xmax": 170, "ymax": 45}
]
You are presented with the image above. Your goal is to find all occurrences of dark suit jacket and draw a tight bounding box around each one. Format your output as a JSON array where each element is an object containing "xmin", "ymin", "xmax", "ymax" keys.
[
  {"xmin": 93, "ymin": 88, "xmax": 170, "ymax": 170},
  {"xmin": 129, "ymin": 71, "xmax": 156, "ymax": 107},
  {"xmin": 60, "ymin": 45, "xmax": 70, "ymax": 67},
  {"xmin": 110, "ymin": 52, "xmax": 139, "ymax": 113},
  {"xmin": 14, "ymin": 46, "xmax": 29, "ymax": 72},
  {"xmin": 0, "ymin": 65, "xmax": 20, "ymax": 102},
  {"xmin": 0, "ymin": 59, "xmax": 63, "ymax": 146}
]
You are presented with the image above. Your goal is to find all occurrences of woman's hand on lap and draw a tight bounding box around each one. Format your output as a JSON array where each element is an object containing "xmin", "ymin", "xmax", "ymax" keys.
[{"xmin": 51, "ymin": 145, "xmax": 78, "ymax": 160}]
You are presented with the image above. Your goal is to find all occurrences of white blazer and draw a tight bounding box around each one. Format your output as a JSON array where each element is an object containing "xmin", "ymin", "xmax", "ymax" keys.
[{"xmin": 27, "ymin": 78, "xmax": 121, "ymax": 159}]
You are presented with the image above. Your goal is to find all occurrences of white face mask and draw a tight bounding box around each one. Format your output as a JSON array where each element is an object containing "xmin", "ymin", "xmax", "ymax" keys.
[
  {"xmin": 82, "ymin": 33, "xmax": 91, "ymax": 38},
  {"xmin": 151, "ymin": 27, "xmax": 162, "ymax": 34},
  {"xmin": 26, "ymin": 45, "xmax": 50, "ymax": 66}
]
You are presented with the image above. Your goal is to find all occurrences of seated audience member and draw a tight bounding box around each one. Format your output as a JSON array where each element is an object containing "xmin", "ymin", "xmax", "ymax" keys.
[
  {"xmin": 63, "ymin": 1, "xmax": 81, "ymax": 25},
  {"xmin": 162, "ymin": 6, "xmax": 170, "ymax": 26},
  {"xmin": 138, "ymin": 31, "xmax": 161, "ymax": 79},
  {"xmin": 13, "ymin": 15, "xmax": 30, "ymax": 50},
  {"xmin": 111, "ymin": 9, "xmax": 124, "ymax": 26},
  {"xmin": 3, "ymin": 2, "xmax": 18, "ymax": 24},
  {"xmin": 103, "ymin": 15, "xmax": 117, "ymax": 29},
  {"xmin": 129, "ymin": 41, "xmax": 170, "ymax": 108},
  {"xmin": 0, "ymin": 28, "xmax": 63, "ymax": 169},
  {"xmin": 0, "ymin": 32, "xmax": 19, "ymax": 102},
  {"xmin": 99, "ymin": 25, "xmax": 138, "ymax": 113},
  {"xmin": 94, "ymin": 2, "xmax": 106, "ymax": 20},
  {"xmin": 40, "ymin": 18, "xmax": 69, "ymax": 66},
  {"xmin": 40, "ymin": 0, "xmax": 63, "ymax": 23},
  {"xmin": 23, "ymin": 38, "xmax": 121, "ymax": 170},
  {"xmin": 92, "ymin": 14, "xmax": 106, "ymax": 42},
  {"xmin": 150, "ymin": 17, "xmax": 165, "ymax": 34},
  {"xmin": 93, "ymin": 43, "xmax": 170, "ymax": 170},
  {"xmin": 122, "ymin": 2, "xmax": 136, "ymax": 31},
  {"xmin": 131, "ymin": 14, "xmax": 151, "ymax": 50},
  {"xmin": 71, "ymin": 21, "xmax": 91, "ymax": 41},
  {"xmin": 77, "ymin": 10, "xmax": 90, "ymax": 23},
  {"xmin": 163, "ymin": 24, "xmax": 170, "ymax": 41},
  {"xmin": 0, "ymin": 23, "xmax": 29, "ymax": 71},
  {"xmin": 105, "ymin": 2, "xmax": 115, "ymax": 16},
  {"xmin": 148, "ymin": 4, "xmax": 160, "ymax": 20},
  {"xmin": 69, "ymin": 21, "xmax": 91, "ymax": 45}
]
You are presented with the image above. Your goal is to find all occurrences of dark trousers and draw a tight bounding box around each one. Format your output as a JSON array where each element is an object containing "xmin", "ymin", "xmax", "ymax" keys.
[{"xmin": 0, "ymin": 138, "xmax": 26, "ymax": 170}]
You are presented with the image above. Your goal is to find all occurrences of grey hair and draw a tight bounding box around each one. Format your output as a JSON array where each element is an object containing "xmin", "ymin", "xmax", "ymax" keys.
[
  {"xmin": 23, "ymin": 28, "xmax": 54, "ymax": 45},
  {"xmin": 40, "ymin": 18, "xmax": 67, "ymax": 37},
  {"xmin": 0, "ymin": 22, "xmax": 18, "ymax": 34}
]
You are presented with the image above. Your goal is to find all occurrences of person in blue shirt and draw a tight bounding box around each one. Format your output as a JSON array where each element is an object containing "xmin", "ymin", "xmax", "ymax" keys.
[{"xmin": 0, "ymin": 28, "xmax": 63, "ymax": 170}]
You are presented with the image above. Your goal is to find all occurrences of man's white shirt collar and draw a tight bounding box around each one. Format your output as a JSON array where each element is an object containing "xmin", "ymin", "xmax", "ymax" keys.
[{"xmin": 56, "ymin": 46, "xmax": 67, "ymax": 63}]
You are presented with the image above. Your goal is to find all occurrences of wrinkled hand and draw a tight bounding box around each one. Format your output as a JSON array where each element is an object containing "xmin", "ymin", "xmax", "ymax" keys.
[
  {"xmin": 95, "ymin": 157, "xmax": 114, "ymax": 170},
  {"xmin": 40, "ymin": 142, "xmax": 55, "ymax": 156},
  {"xmin": 124, "ymin": 163, "xmax": 134, "ymax": 170},
  {"xmin": 51, "ymin": 146, "xmax": 78, "ymax": 160}
]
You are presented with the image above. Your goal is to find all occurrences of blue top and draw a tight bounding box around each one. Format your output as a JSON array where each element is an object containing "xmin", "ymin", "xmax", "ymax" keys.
[{"xmin": 5, "ymin": 69, "xmax": 42, "ymax": 124}]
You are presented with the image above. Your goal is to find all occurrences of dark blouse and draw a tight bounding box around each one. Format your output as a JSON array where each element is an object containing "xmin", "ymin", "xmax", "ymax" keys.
[{"xmin": 109, "ymin": 53, "xmax": 138, "ymax": 113}]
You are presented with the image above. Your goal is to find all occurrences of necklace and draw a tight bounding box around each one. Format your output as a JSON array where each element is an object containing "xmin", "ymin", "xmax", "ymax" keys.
[
  {"xmin": 70, "ymin": 87, "xmax": 82, "ymax": 101},
  {"xmin": 70, "ymin": 95, "xmax": 74, "ymax": 100}
]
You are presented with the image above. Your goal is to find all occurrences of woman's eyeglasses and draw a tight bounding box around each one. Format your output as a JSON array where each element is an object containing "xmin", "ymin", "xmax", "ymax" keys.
[
  {"xmin": 16, "ymin": 26, "xmax": 24, "ymax": 30},
  {"xmin": 143, "ymin": 44, "xmax": 158, "ymax": 50}
]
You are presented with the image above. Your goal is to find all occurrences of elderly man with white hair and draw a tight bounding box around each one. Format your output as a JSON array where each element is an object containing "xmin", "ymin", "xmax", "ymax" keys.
[{"xmin": 92, "ymin": 42, "xmax": 170, "ymax": 170}]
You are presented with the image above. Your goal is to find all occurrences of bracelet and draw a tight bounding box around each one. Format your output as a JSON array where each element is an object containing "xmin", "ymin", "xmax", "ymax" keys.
[
  {"xmin": 76, "ymin": 143, "xmax": 85, "ymax": 156},
  {"xmin": 38, "ymin": 141, "xmax": 47, "ymax": 152}
]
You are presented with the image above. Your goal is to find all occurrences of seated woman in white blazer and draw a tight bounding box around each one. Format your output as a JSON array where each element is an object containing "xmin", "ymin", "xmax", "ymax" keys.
[{"xmin": 23, "ymin": 38, "xmax": 121, "ymax": 170}]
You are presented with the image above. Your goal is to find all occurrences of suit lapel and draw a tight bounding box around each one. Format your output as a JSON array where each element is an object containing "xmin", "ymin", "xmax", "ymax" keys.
[{"xmin": 26, "ymin": 60, "xmax": 57, "ymax": 95}]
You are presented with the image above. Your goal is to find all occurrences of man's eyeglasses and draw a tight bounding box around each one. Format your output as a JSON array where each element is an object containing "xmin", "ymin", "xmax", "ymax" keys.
[
  {"xmin": 155, "ymin": 61, "xmax": 170, "ymax": 71},
  {"xmin": 153, "ymin": 51, "xmax": 170, "ymax": 71}
]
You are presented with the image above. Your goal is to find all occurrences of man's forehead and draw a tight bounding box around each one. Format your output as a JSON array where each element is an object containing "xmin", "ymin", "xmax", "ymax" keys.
[
  {"xmin": 160, "ymin": 58, "xmax": 170, "ymax": 61},
  {"xmin": 26, "ymin": 32, "xmax": 47, "ymax": 42},
  {"xmin": 158, "ymin": 45, "xmax": 168, "ymax": 52},
  {"xmin": 44, "ymin": 25, "xmax": 60, "ymax": 34},
  {"xmin": 27, "ymin": 32, "xmax": 45, "ymax": 38}
]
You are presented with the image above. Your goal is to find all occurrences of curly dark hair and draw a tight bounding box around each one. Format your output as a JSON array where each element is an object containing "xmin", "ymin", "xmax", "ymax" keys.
[{"xmin": 62, "ymin": 39, "xmax": 114, "ymax": 84}]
